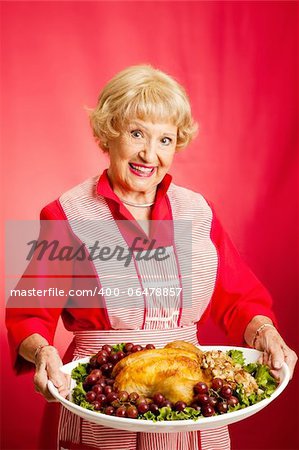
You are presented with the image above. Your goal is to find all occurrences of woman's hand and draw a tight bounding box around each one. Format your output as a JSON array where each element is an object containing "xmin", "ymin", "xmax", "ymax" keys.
[
  {"xmin": 34, "ymin": 345, "xmax": 71, "ymax": 401},
  {"xmin": 254, "ymin": 326, "xmax": 297, "ymax": 380}
]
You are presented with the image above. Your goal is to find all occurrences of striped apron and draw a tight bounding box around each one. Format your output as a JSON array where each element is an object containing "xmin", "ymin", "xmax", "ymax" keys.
[{"xmin": 57, "ymin": 176, "xmax": 231, "ymax": 449}]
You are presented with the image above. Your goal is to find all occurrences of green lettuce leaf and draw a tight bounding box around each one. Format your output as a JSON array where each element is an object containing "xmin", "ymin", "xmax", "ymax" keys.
[
  {"xmin": 234, "ymin": 384, "xmax": 250, "ymax": 406},
  {"xmin": 244, "ymin": 362, "xmax": 258, "ymax": 375},
  {"xmin": 71, "ymin": 362, "xmax": 89, "ymax": 383},
  {"xmin": 142, "ymin": 406, "xmax": 202, "ymax": 422},
  {"xmin": 72, "ymin": 382, "xmax": 94, "ymax": 411},
  {"xmin": 244, "ymin": 362, "xmax": 278, "ymax": 396},
  {"xmin": 143, "ymin": 411, "xmax": 157, "ymax": 421},
  {"xmin": 227, "ymin": 350, "xmax": 245, "ymax": 366},
  {"xmin": 254, "ymin": 364, "xmax": 277, "ymax": 396},
  {"xmin": 112, "ymin": 343, "xmax": 126, "ymax": 352},
  {"xmin": 228, "ymin": 402, "xmax": 246, "ymax": 412},
  {"xmin": 235, "ymin": 362, "xmax": 278, "ymax": 408}
]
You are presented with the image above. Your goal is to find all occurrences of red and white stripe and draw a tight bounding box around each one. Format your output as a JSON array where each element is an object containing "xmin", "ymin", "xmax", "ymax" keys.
[
  {"xmin": 59, "ymin": 177, "xmax": 218, "ymax": 329},
  {"xmin": 73, "ymin": 326, "xmax": 199, "ymax": 358}
]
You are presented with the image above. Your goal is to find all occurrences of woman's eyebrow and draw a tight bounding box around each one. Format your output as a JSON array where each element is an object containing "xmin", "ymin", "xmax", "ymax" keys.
[{"xmin": 162, "ymin": 132, "xmax": 177, "ymax": 137}]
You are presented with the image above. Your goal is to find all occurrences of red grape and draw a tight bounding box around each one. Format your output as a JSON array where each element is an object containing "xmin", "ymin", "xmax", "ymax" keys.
[
  {"xmin": 194, "ymin": 394, "xmax": 209, "ymax": 405},
  {"xmin": 174, "ymin": 401, "xmax": 187, "ymax": 412},
  {"xmin": 89, "ymin": 356, "xmax": 98, "ymax": 369},
  {"xmin": 96, "ymin": 354, "xmax": 108, "ymax": 365},
  {"xmin": 118, "ymin": 391, "xmax": 129, "ymax": 402},
  {"xmin": 106, "ymin": 378, "xmax": 115, "ymax": 386},
  {"xmin": 102, "ymin": 345, "xmax": 112, "ymax": 354},
  {"xmin": 109, "ymin": 353, "xmax": 119, "ymax": 364},
  {"xmin": 116, "ymin": 351, "xmax": 125, "ymax": 360},
  {"xmin": 128, "ymin": 392, "xmax": 139, "ymax": 403},
  {"xmin": 220, "ymin": 385, "xmax": 233, "ymax": 399},
  {"xmin": 145, "ymin": 344, "xmax": 155, "ymax": 350},
  {"xmin": 92, "ymin": 384, "xmax": 103, "ymax": 395},
  {"xmin": 104, "ymin": 385, "xmax": 113, "ymax": 395},
  {"xmin": 217, "ymin": 401, "xmax": 228, "ymax": 414},
  {"xmin": 152, "ymin": 393, "xmax": 165, "ymax": 407},
  {"xmin": 149, "ymin": 403, "xmax": 159, "ymax": 415},
  {"xmin": 190, "ymin": 403, "xmax": 201, "ymax": 412},
  {"xmin": 85, "ymin": 391, "xmax": 96, "ymax": 403},
  {"xmin": 105, "ymin": 406, "xmax": 115, "ymax": 415},
  {"xmin": 98, "ymin": 379, "xmax": 107, "ymax": 388},
  {"xmin": 100, "ymin": 363, "xmax": 110, "ymax": 374},
  {"xmin": 96, "ymin": 393, "xmax": 107, "ymax": 405},
  {"xmin": 202, "ymin": 405, "xmax": 215, "ymax": 417},
  {"xmin": 116, "ymin": 406, "xmax": 127, "ymax": 417},
  {"xmin": 136, "ymin": 396, "xmax": 147, "ymax": 406},
  {"xmin": 132, "ymin": 345, "xmax": 142, "ymax": 353},
  {"xmin": 92, "ymin": 401, "xmax": 102, "ymax": 411},
  {"xmin": 211, "ymin": 378, "xmax": 224, "ymax": 391},
  {"xmin": 90, "ymin": 369, "xmax": 102, "ymax": 379},
  {"xmin": 126, "ymin": 405, "xmax": 138, "ymax": 419},
  {"xmin": 85, "ymin": 374, "xmax": 98, "ymax": 386},
  {"xmin": 227, "ymin": 396, "xmax": 239, "ymax": 407},
  {"xmin": 111, "ymin": 399, "xmax": 121, "ymax": 408},
  {"xmin": 137, "ymin": 402, "xmax": 149, "ymax": 414},
  {"xmin": 106, "ymin": 392, "xmax": 118, "ymax": 404},
  {"xmin": 83, "ymin": 382, "xmax": 91, "ymax": 391},
  {"xmin": 124, "ymin": 343, "xmax": 134, "ymax": 353},
  {"xmin": 194, "ymin": 382, "xmax": 208, "ymax": 395},
  {"xmin": 208, "ymin": 396, "xmax": 218, "ymax": 407}
]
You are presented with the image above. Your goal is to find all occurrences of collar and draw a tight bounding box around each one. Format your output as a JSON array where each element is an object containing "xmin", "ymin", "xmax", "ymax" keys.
[{"xmin": 96, "ymin": 168, "xmax": 172, "ymax": 208}]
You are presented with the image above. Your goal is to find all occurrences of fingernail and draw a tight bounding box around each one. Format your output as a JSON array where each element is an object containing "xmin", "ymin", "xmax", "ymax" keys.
[{"xmin": 273, "ymin": 360, "xmax": 282, "ymax": 369}]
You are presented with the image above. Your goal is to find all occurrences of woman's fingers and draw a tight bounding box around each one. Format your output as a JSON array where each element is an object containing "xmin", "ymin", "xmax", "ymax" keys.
[
  {"xmin": 58, "ymin": 374, "xmax": 71, "ymax": 398},
  {"xmin": 267, "ymin": 340, "xmax": 284, "ymax": 370},
  {"xmin": 256, "ymin": 328, "xmax": 297, "ymax": 380},
  {"xmin": 282, "ymin": 347, "xmax": 298, "ymax": 380},
  {"xmin": 34, "ymin": 347, "xmax": 70, "ymax": 401},
  {"xmin": 34, "ymin": 366, "xmax": 57, "ymax": 401},
  {"xmin": 46, "ymin": 360, "xmax": 70, "ymax": 399}
]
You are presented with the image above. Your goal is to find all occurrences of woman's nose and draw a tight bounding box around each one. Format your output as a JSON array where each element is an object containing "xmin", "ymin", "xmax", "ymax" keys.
[{"xmin": 138, "ymin": 139, "xmax": 157, "ymax": 162}]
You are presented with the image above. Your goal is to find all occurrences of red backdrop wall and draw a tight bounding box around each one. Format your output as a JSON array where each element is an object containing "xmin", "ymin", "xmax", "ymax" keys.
[{"xmin": 1, "ymin": 2, "xmax": 298, "ymax": 449}]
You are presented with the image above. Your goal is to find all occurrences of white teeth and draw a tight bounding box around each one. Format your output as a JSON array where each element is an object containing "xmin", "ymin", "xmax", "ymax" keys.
[{"xmin": 130, "ymin": 164, "xmax": 153, "ymax": 173}]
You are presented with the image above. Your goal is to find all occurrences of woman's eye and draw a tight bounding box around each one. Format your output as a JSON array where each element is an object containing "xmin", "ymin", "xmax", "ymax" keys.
[
  {"xmin": 161, "ymin": 137, "xmax": 172, "ymax": 145},
  {"xmin": 131, "ymin": 130, "xmax": 143, "ymax": 139}
]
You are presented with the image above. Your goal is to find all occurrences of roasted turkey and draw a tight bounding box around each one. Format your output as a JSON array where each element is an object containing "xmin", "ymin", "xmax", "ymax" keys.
[
  {"xmin": 112, "ymin": 341, "xmax": 211, "ymax": 404},
  {"xmin": 112, "ymin": 341, "xmax": 259, "ymax": 404}
]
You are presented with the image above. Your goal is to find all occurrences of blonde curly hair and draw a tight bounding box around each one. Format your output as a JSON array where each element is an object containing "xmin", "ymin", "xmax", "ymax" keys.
[{"xmin": 89, "ymin": 65, "xmax": 198, "ymax": 151}]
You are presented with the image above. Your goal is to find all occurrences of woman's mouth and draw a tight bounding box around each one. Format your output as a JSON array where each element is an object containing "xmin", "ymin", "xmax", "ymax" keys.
[{"xmin": 129, "ymin": 163, "xmax": 156, "ymax": 177}]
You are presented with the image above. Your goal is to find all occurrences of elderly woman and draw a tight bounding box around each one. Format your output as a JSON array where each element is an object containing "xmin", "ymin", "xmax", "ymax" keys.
[{"xmin": 6, "ymin": 65, "xmax": 297, "ymax": 450}]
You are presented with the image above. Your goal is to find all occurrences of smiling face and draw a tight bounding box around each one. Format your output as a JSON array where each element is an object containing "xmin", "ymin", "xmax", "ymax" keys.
[{"xmin": 106, "ymin": 119, "xmax": 177, "ymax": 202}]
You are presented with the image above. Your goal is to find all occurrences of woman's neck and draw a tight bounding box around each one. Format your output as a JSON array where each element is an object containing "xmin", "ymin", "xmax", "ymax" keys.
[{"xmin": 107, "ymin": 171, "xmax": 157, "ymax": 206}]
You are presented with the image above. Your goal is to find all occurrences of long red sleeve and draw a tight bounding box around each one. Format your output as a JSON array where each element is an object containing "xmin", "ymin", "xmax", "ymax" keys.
[
  {"xmin": 5, "ymin": 201, "xmax": 69, "ymax": 373},
  {"xmin": 203, "ymin": 210, "xmax": 277, "ymax": 344},
  {"xmin": 5, "ymin": 199, "xmax": 111, "ymax": 374}
]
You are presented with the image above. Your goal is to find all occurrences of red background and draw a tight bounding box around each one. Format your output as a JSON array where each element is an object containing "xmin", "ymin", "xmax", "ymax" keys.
[{"xmin": 1, "ymin": 2, "xmax": 298, "ymax": 449}]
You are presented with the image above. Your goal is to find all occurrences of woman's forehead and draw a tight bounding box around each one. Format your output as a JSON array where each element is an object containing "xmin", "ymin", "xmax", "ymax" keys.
[{"xmin": 123, "ymin": 118, "xmax": 177, "ymax": 134}]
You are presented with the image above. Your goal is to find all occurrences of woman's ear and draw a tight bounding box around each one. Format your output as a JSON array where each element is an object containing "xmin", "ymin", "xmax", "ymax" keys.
[{"xmin": 97, "ymin": 134, "xmax": 109, "ymax": 152}]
